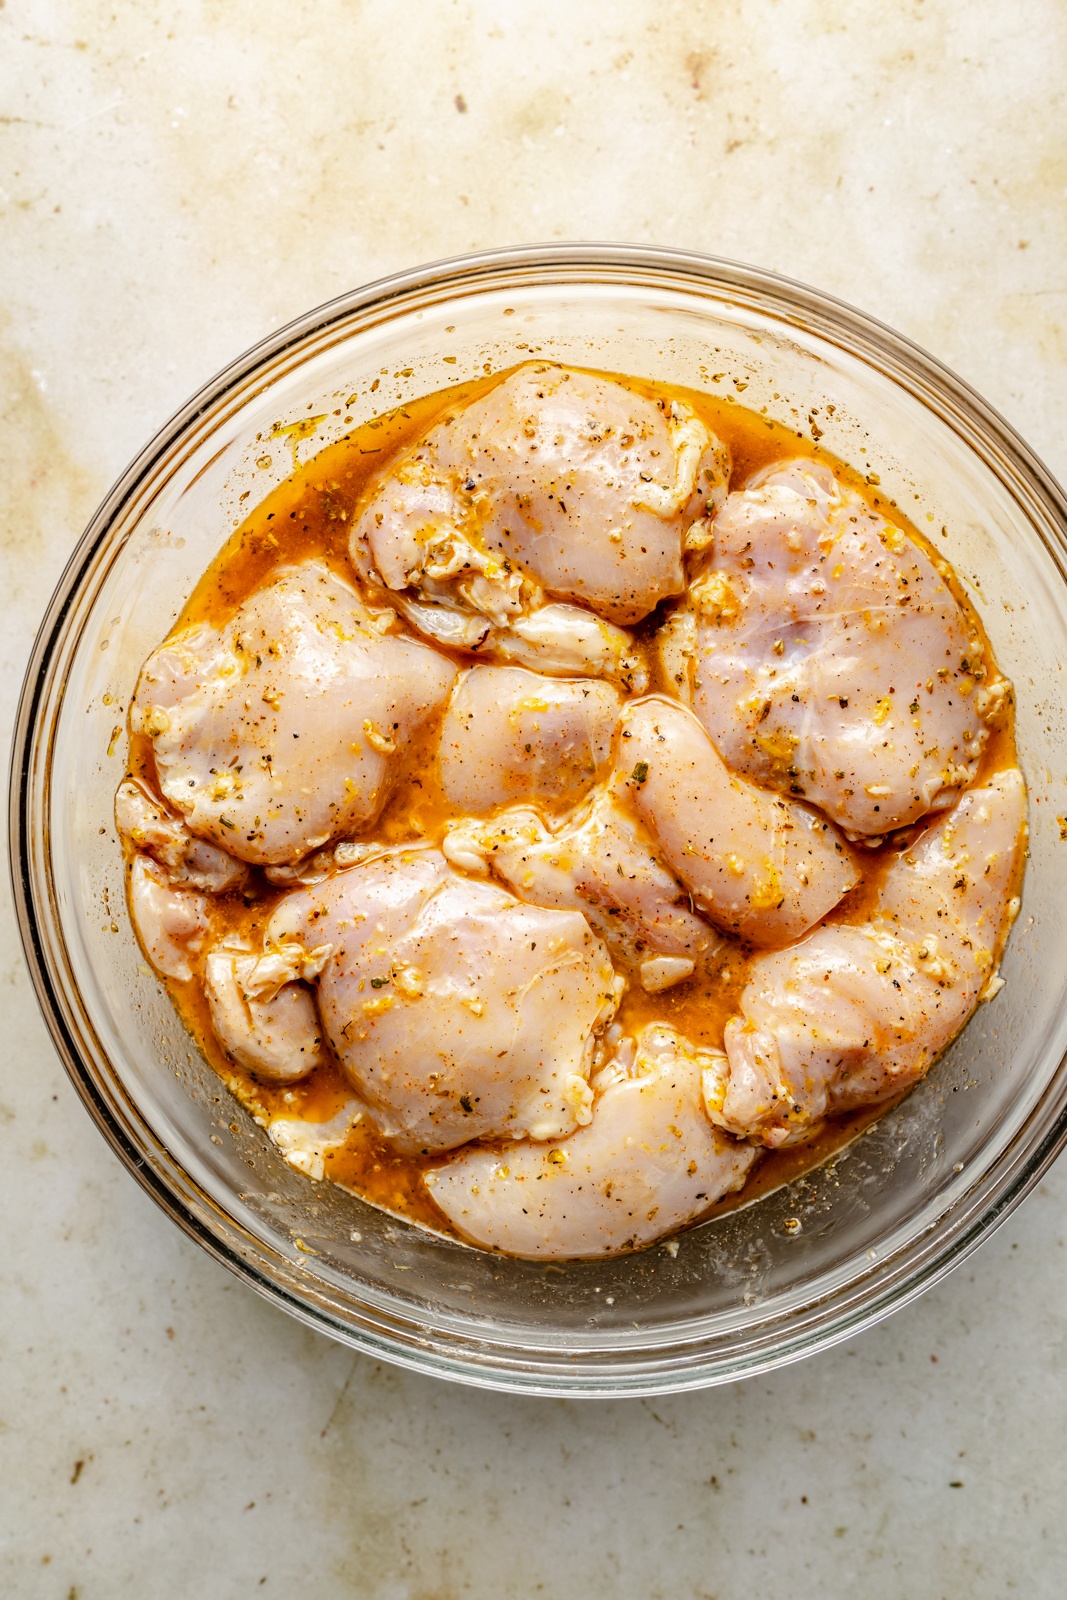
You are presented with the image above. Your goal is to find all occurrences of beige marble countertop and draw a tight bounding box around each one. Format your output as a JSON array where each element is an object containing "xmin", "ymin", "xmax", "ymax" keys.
[{"xmin": 3, "ymin": 3, "xmax": 1067, "ymax": 1595}]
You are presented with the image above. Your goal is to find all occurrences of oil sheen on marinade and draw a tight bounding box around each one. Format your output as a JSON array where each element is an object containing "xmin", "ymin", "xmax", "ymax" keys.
[{"xmin": 125, "ymin": 364, "xmax": 1023, "ymax": 1251}]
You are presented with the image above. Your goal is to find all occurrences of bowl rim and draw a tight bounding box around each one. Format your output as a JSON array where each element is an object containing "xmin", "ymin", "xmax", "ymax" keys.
[{"xmin": 11, "ymin": 241, "xmax": 1067, "ymax": 1397}]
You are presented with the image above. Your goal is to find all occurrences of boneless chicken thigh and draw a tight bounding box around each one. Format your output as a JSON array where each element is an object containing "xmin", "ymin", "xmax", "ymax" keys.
[
  {"xmin": 203, "ymin": 940, "xmax": 330, "ymax": 1085},
  {"xmin": 669, "ymin": 459, "xmax": 1007, "ymax": 837},
  {"xmin": 132, "ymin": 563, "xmax": 456, "ymax": 866},
  {"xmin": 705, "ymin": 767, "xmax": 1026, "ymax": 1147},
  {"xmin": 426, "ymin": 1025, "xmax": 756, "ymax": 1257},
  {"xmin": 128, "ymin": 854, "xmax": 212, "ymax": 982},
  {"xmin": 266, "ymin": 847, "xmax": 620, "ymax": 1153},
  {"xmin": 438, "ymin": 665, "xmax": 621, "ymax": 814},
  {"xmin": 488, "ymin": 602, "xmax": 650, "ymax": 689},
  {"xmin": 350, "ymin": 363, "xmax": 730, "ymax": 668},
  {"xmin": 116, "ymin": 777, "xmax": 247, "ymax": 893},
  {"xmin": 617, "ymin": 698, "xmax": 858, "ymax": 945},
  {"xmin": 443, "ymin": 788, "xmax": 717, "ymax": 991}
]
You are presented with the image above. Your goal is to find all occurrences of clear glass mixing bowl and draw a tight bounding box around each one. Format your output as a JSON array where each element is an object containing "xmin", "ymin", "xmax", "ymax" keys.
[{"xmin": 11, "ymin": 246, "xmax": 1067, "ymax": 1396}]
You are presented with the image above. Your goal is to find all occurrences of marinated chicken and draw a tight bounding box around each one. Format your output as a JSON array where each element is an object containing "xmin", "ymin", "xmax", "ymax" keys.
[
  {"xmin": 664, "ymin": 459, "xmax": 1009, "ymax": 838},
  {"xmin": 266, "ymin": 847, "xmax": 620, "ymax": 1152},
  {"xmin": 132, "ymin": 562, "xmax": 456, "ymax": 865},
  {"xmin": 427, "ymin": 1025, "xmax": 756, "ymax": 1256},
  {"xmin": 116, "ymin": 777, "xmax": 248, "ymax": 893},
  {"xmin": 615, "ymin": 697, "xmax": 858, "ymax": 945},
  {"xmin": 438, "ymin": 664, "xmax": 621, "ymax": 815},
  {"xmin": 204, "ymin": 940, "xmax": 330, "ymax": 1085},
  {"xmin": 704, "ymin": 769, "xmax": 1026, "ymax": 1147},
  {"xmin": 128, "ymin": 855, "xmax": 212, "ymax": 982},
  {"xmin": 480, "ymin": 601, "xmax": 647, "ymax": 690},
  {"xmin": 350, "ymin": 364, "xmax": 729, "ymax": 675},
  {"xmin": 443, "ymin": 787, "xmax": 718, "ymax": 989},
  {"xmin": 118, "ymin": 362, "xmax": 1025, "ymax": 1261}
]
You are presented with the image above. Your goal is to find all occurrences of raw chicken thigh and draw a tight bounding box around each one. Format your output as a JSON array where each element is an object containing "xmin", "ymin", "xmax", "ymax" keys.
[
  {"xmin": 426, "ymin": 1024, "xmax": 756, "ymax": 1257},
  {"xmin": 132, "ymin": 563, "xmax": 456, "ymax": 866},
  {"xmin": 116, "ymin": 777, "xmax": 247, "ymax": 893},
  {"xmin": 349, "ymin": 363, "xmax": 730, "ymax": 673},
  {"xmin": 443, "ymin": 787, "xmax": 717, "ymax": 991},
  {"xmin": 438, "ymin": 665, "xmax": 621, "ymax": 815},
  {"xmin": 128, "ymin": 855, "xmax": 212, "ymax": 982},
  {"xmin": 266, "ymin": 847, "xmax": 620, "ymax": 1152},
  {"xmin": 705, "ymin": 767, "xmax": 1026, "ymax": 1147},
  {"xmin": 203, "ymin": 940, "xmax": 330, "ymax": 1085},
  {"xmin": 479, "ymin": 602, "xmax": 647, "ymax": 691},
  {"xmin": 118, "ymin": 776, "xmax": 244, "ymax": 980},
  {"xmin": 668, "ymin": 459, "xmax": 1006, "ymax": 837},
  {"xmin": 443, "ymin": 694, "xmax": 852, "ymax": 976},
  {"xmin": 617, "ymin": 698, "xmax": 858, "ymax": 945}
]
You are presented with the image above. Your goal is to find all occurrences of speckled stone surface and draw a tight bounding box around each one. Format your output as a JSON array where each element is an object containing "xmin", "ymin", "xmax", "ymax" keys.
[{"xmin": 3, "ymin": 3, "xmax": 1067, "ymax": 1596}]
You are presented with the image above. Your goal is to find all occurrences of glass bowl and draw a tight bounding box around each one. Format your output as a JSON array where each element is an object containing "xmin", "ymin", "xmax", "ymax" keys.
[{"xmin": 11, "ymin": 245, "xmax": 1067, "ymax": 1397}]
